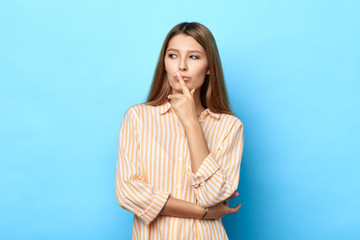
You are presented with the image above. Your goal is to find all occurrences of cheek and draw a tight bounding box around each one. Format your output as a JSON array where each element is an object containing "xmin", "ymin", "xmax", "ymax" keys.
[
  {"xmin": 188, "ymin": 60, "xmax": 208, "ymax": 73},
  {"xmin": 164, "ymin": 60, "xmax": 175, "ymax": 85},
  {"xmin": 164, "ymin": 59, "xmax": 175, "ymax": 72},
  {"xmin": 193, "ymin": 66, "xmax": 208, "ymax": 79}
]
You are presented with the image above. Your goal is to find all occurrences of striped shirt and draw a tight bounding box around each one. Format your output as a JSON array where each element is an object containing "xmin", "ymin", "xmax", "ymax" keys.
[{"xmin": 115, "ymin": 100, "xmax": 244, "ymax": 239}]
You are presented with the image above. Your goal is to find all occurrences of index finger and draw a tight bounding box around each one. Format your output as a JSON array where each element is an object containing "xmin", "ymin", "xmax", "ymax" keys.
[
  {"xmin": 176, "ymin": 72, "xmax": 191, "ymax": 95},
  {"xmin": 227, "ymin": 192, "xmax": 239, "ymax": 200}
]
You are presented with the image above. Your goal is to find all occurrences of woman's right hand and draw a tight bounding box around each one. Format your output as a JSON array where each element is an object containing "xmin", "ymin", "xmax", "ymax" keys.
[{"xmin": 202, "ymin": 192, "xmax": 241, "ymax": 220}]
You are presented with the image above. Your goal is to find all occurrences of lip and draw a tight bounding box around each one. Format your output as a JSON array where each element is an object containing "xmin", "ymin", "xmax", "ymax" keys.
[{"xmin": 174, "ymin": 75, "xmax": 190, "ymax": 81}]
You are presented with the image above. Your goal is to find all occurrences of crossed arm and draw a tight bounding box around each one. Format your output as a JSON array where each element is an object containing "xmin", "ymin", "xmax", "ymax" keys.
[
  {"xmin": 158, "ymin": 120, "xmax": 220, "ymax": 219},
  {"xmin": 159, "ymin": 119, "xmax": 243, "ymax": 219},
  {"xmin": 159, "ymin": 194, "xmax": 206, "ymax": 219}
]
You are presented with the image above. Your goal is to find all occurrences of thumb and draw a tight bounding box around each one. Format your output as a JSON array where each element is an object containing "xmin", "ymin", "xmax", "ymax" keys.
[
  {"xmin": 230, "ymin": 204, "xmax": 242, "ymax": 214},
  {"xmin": 191, "ymin": 88, "xmax": 195, "ymax": 95}
]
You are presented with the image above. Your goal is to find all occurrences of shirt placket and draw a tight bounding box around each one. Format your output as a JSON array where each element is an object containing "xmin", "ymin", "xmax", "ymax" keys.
[
  {"xmin": 175, "ymin": 111, "xmax": 207, "ymax": 239},
  {"xmin": 175, "ymin": 128, "xmax": 185, "ymax": 195},
  {"xmin": 174, "ymin": 125, "xmax": 186, "ymax": 239}
]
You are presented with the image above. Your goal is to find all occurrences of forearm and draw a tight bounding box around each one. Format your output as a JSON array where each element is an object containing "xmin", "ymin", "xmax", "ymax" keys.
[
  {"xmin": 185, "ymin": 120, "xmax": 210, "ymax": 173},
  {"xmin": 159, "ymin": 195, "xmax": 206, "ymax": 219}
]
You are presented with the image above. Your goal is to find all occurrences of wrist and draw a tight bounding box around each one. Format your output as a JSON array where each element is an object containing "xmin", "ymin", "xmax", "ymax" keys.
[
  {"xmin": 196, "ymin": 205, "xmax": 207, "ymax": 219},
  {"xmin": 200, "ymin": 207, "xmax": 209, "ymax": 220},
  {"xmin": 184, "ymin": 118, "xmax": 201, "ymax": 132}
]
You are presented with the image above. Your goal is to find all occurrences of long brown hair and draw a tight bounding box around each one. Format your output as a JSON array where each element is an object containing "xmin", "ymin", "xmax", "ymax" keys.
[{"xmin": 145, "ymin": 22, "xmax": 233, "ymax": 115}]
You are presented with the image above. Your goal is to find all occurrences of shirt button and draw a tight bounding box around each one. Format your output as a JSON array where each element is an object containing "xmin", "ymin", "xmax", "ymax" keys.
[
  {"xmin": 178, "ymin": 157, "xmax": 182, "ymax": 161},
  {"xmin": 176, "ymin": 184, "xmax": 181, "ymax": 189}
]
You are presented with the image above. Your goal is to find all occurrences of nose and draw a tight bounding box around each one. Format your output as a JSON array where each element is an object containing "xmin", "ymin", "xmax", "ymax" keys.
[{"xmin": 178, "ymin": 57, "xmax": 187, "ymax": 71}]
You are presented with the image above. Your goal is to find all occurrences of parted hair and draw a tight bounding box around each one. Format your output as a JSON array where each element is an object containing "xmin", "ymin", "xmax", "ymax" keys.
[{"xmin": 145, "ymin": 22, "xmax": 233, "ymax": 115}]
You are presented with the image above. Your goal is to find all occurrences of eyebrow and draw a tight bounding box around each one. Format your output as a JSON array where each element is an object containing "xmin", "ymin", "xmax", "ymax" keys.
[{"xmin": 166, "ymin": 48, "xmax": 203, "ymax": 54}]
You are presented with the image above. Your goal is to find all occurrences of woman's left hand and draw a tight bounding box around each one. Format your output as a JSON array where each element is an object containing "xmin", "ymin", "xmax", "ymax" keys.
[{"xmin": 168, "ymin": 72, "xmax": 198, "ymax": 129}]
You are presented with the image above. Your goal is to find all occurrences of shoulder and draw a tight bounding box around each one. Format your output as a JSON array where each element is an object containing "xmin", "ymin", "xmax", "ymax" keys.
[
  {"xmin": 122, "ymin": 104, "xmax": 141, "ymax": 121},
  {"xmin": 215, "ymin": 113, "xmax": 244, "ymax": 140},
  {"xmin": 217, "ymin": 112, "xmax": 243, "ymax": 129},
  {"xmin": 124, "ymin": 103, "xmax": 158, "ymax": 118}
]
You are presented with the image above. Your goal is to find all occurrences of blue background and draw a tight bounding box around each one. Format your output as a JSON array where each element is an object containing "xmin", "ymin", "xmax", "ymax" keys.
[{"xmin": 1, "ymin": 0, "xmax": 359, "ymax": 239}]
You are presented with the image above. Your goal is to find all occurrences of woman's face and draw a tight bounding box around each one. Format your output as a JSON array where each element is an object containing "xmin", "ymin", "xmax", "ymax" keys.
[{"xmin": 164, "ymin": 34, "xmax": 210, "ymax": 94}]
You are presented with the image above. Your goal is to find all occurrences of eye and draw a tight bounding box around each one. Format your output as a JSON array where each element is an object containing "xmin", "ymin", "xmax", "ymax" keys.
[
  {"xmin": 168, "ymin": 54, "xmax": 176, "ymax": 58},
  {"xmin": 190, "ymin": 55, "xmax": 199, "ymax": 59}
]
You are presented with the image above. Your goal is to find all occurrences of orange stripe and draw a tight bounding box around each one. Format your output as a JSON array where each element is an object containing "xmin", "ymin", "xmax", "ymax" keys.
[{"xmin": 115, "ymin": 101, "xmax": 244, "ymax": 239}]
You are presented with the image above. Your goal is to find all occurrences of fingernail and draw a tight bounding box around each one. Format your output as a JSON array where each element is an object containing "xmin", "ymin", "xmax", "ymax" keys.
[
  {"xmin": 176, "ymin": 72, "xmax": 180, "ymax": 76},
  {"xmin": 235, "ymin": 192, "xmax": 239, "ymax": 196}
]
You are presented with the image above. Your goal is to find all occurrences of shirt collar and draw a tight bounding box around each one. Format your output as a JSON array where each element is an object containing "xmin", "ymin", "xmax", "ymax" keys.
[{"xmin": 160, "ymin": 101, "xmax": 220, "ymax": 120}]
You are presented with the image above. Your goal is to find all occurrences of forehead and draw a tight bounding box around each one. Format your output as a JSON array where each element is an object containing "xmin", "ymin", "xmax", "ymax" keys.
[{"xmin": 167, "ymin": 34, "xmax": 205, "ymax": 53}]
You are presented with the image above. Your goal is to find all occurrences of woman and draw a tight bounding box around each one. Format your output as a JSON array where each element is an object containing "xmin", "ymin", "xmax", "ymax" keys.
[{"xmin": 116, "ymin": 22, "xmax": 244, "ymax": 239}]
